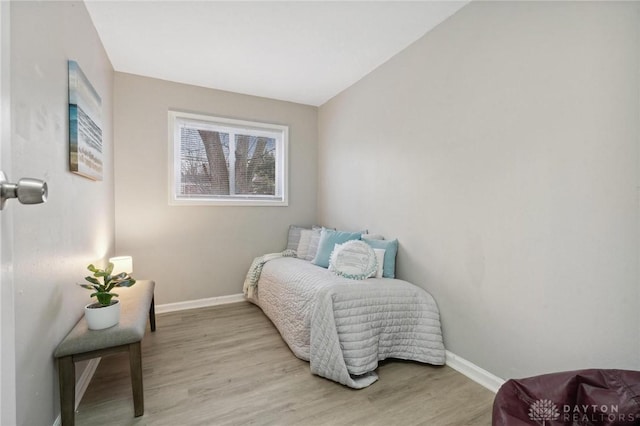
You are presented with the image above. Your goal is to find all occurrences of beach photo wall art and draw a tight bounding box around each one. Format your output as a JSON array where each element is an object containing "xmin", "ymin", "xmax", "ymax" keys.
[{"xmin": 68, "ymin": 60, "xmax": 103, "ymax": 181}]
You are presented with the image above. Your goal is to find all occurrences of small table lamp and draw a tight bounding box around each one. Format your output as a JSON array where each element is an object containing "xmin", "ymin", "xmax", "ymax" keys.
[{"xmin": 110, "ymin": 256, "xmax": 133, "ymax": 275}]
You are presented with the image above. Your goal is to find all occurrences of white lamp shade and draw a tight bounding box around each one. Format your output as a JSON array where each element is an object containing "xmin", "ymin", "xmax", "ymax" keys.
[{"xmin": 109, "ymin": 256, "xmax": 133, "ymax": 275}]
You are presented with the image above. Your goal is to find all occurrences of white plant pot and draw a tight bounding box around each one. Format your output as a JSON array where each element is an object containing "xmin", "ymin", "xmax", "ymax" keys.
[{"xmin": 84, "ymin": 300, "xmax": 120, "ymax": 330}]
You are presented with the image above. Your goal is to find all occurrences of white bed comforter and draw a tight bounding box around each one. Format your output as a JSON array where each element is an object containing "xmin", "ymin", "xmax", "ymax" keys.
[{"xmin": 247, "ymin": 257, "xmax": 445, "ymax": 388}]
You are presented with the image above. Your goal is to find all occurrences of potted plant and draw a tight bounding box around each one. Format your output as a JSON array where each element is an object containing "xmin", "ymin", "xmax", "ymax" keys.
[{"xmin": 79, "ymin": 262, "xmax": 136, "ymax": 330}]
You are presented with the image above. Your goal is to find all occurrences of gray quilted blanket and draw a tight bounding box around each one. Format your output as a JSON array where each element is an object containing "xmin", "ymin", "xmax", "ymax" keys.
[
  {"xmin": 242, "ymin": 249, "xmax": 296, "ymax": 299},
  {"xmin": 246, "ymin": 257, "xmax": 445, "ymax": 389}
]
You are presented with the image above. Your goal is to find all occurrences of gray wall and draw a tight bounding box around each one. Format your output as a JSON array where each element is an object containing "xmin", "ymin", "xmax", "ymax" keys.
[
  {"xmin": 114, "ymin": 73, "xmax": 317, "ymax": 304},
  {"xmin": 318, "ymin": 1, "xmax": 640, "ymax": 379},
  {"xmin": 10, "ymin": 2, "xmax": 114, "ymax": 425}
]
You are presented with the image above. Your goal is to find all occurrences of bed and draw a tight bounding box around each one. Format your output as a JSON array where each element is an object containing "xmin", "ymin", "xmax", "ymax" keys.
[{"xmin": 245, "ymin": 255, "xmax": 446, "ymax": 388}]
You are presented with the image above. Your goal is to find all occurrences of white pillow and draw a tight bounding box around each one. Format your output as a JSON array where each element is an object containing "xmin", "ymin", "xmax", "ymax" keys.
[
  {"xmin": 361, "ymin": 234, "xmax": 385, "ymax": 241},
  {"xmin": 296, "ymin": 229, "xmax": 313, "ymax": 259},
  {"xmin": 329, "ymin": 240, "xmax": 377, "ymax": 280},
  {"xmin": 370, "ymin": 248, "xmax": 386, "ymax": 278},
  {"xmin": 286, "ymin": 225, "xmax": 306, "ymax": 250},
  {"xmin": 305, "ymin": 228, "xmax": 322, "ymax": 261}
]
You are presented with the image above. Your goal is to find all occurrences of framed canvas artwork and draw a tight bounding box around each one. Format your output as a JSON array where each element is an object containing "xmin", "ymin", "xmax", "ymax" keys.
[{"xmin": 68, "ymin": 60, "xmax": 103, "ymax": 181}]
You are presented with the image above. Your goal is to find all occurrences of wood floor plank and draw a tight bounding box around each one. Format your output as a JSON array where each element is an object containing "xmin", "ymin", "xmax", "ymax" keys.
[{"xmin": 75, "ymin": 302, "xmax": 494, "ymax": 425}]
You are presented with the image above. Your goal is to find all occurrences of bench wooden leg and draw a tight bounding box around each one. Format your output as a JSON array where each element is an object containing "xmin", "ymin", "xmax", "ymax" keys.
[
  {"xmin": 129, "ymin": 342, "xmax": 144, "ymax": 417},
  {"xmin": 58, "ymin": 356, "xmax": 76, "ymax": 426},
  {"xmin": 149, "ymin": 296, "xmax": 156, "ymax": 332}
]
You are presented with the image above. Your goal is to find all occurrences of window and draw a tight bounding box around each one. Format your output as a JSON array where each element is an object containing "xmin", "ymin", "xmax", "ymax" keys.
[{"xmin": 169, "ymin": 111, "xmax": 288, "ymax": 206}]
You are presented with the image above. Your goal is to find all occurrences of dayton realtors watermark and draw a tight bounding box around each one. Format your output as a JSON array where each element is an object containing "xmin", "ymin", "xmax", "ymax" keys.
[{"xmin": 529, "ymin": 399, "xmax": 640, "ymax": 424}]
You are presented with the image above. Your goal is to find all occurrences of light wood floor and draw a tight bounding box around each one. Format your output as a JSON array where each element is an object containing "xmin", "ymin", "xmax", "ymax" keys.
[{"xmin": 75, "ymin": 302, "xmax": 494, "ymax": 425}]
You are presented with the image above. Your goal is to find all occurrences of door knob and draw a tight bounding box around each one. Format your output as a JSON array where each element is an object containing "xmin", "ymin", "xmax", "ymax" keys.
[{"xmin": 0, "ymin": 171, "xmax": 48, "ymax": 210}]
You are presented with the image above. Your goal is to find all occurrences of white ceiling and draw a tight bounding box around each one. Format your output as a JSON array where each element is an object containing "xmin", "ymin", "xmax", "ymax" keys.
[{"xmin": 85, "ymin": 1, "xmax": 468, "ymax": 106}]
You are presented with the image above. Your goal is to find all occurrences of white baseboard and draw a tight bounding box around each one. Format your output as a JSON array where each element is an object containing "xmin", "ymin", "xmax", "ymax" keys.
[
  {"xmin": 52, "ymin": 357, "xmax": 101, "ymax": 426},
  {"xmin": 445, "ymin": 350, "xmax": 505, "ymax": 393},
  {"xmin": 155, "ymin": 293, "xmax": 246, "ymax": 314}
]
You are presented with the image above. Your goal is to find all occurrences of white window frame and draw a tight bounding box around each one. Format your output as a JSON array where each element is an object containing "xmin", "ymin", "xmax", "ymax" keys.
[{"xmin": 168, "ymin": 110, "xmax": 289, "ymax": 206}]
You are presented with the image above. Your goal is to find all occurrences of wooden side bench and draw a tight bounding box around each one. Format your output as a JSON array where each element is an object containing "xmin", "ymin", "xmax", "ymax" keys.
[{"xmin": 54, "ymin": 280, "xmax": 156, "ymax": 426}]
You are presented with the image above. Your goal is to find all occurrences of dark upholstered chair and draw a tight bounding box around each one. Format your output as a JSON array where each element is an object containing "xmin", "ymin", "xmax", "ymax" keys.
[{"xmin": 492, "ymin": 369, "xmax": 640, "ymax": 425}]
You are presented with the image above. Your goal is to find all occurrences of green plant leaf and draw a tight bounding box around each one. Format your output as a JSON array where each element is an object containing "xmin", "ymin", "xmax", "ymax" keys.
[
  {"xmin": 116, "ymin": 279, "xmax": 136, "ymax": 288},
  {"xmin": 87, "ymin": 264, "xmax": 98, "ymax": 272},
  {"xmin": 79, "ymin": 284, "xmax": 97, "ymax": 290},
  {"xmin": 96, "ymin": 292, "xmax": 114, "ymax": 306},
  {"xmin": 105, "ymin": 262, "xmax": 114, "ymax": 275},
  {"xmin": 84, "ymin": 276, "xmax": 101, "ymax": 286}
]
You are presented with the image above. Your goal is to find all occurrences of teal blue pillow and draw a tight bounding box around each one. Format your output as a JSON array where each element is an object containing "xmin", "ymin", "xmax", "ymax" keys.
[
  {"xmin": 363, "ymin": 239, "xmax": 398, "ymax": 278},
  {"xmin": 312, "ymin": 228, "xmax": 362, "ymax": 268}
]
